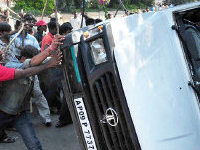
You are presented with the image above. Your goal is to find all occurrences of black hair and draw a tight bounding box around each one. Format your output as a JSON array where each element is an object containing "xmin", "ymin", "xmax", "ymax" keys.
[
  {"xmin": 0, "ymin": 14, "xmax": 7, "ymax": 21},
  {"xmin": 14, "ymin": 20, "xmax": 21, "ymax": 30},
  {"xmin": 3, "ymin": 9, "xmax": 8, "ymax": 15},
  {"xmin": 86, "ymin": 18, "xmax": 95, "ymax": 26},
  {"xmin": 48, "ymin": 21, "xmax": 57, "ymax": 30},
  {"xmin": 50, "ymin": 18, "xmax": 56, "ymax": 22},
  {"xmin": 24, "ymin": 14, "xmax": 37, "ymax": 23},
  {"xmin": 20, "ymin": 45, "xmax": 39, "ymax": 59},
  {"xmin": 95, "ymin": 19, "xmax": 102, "ymax": 24},
  {"xmin": 129, "ymin": 12, "xmax": 134, "ymax": 15},
  {"xmin": 59, "ymin": 22, "xmax": 73, "ymax": 35},
  {"xmin": 0, "ymin": 22, "xmax": 11, "ymax": 32}
]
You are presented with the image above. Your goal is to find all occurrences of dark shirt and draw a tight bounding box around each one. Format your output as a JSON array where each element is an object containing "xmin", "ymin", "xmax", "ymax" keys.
[{"xmin": 34, "ymin": 32, "xmax": 43, "ymax": 44}]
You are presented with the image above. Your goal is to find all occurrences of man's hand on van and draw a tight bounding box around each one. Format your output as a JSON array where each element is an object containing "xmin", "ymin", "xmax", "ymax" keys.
[
  {"xmin": 49, "ymin": 35, "xmax": 65, "ymax": 53},
  {"xmin": 46, "ymin": 51, "xmax": 62, "ymax": 68}
]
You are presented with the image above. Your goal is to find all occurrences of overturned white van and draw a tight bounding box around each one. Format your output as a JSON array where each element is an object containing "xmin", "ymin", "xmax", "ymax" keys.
[{"xmin": 61, "ymin": 2, "xmax": 200, "ymax": 150}]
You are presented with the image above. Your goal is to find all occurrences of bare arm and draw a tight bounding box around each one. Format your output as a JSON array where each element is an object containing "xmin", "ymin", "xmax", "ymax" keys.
[
  {"xmin": 30, "ymin": 35, "xmax": 65, "ymax": 66},
  {"xmin": 14, "ymin": 51, "xmax": 62, "ymax": 79},
  {"xmin": 39, "ymin": 41, "xmax": 42, "ymax": 47},
  {"xmin": 43, "ymin": 44, "xmax": 49, "ymax": 51},
  {"xmin": 30, "ymin": 48, "xmax": 49, "ymax": 66},
  {"xmin": 14, "ymin": 63, "xmax": 49, "ymax": 79}
]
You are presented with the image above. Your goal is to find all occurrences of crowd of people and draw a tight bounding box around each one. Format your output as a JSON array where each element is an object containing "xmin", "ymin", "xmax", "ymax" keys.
[
  {"xmin": 0, "ymin": 8, "xmax": 93, "ymax": 150},
  {"xmin": 136, "ymin": 1, "xmax": 174, "ymax": 14}
]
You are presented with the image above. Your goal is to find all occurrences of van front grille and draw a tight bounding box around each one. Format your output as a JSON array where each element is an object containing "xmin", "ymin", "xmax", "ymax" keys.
[{"xmin": 91, "ymin": 72, "xmax": 136, "ymax": 150}]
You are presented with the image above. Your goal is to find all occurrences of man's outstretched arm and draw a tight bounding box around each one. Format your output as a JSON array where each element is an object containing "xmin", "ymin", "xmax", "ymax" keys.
[{"xmin": 14, "ymin": 51, "xmax": 62, "ymax": 79}]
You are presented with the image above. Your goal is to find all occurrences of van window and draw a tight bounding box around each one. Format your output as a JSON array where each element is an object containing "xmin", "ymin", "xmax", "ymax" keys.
[{"xmin": 174, "ymin": 8, "xmax": 200, "ymax": 97}]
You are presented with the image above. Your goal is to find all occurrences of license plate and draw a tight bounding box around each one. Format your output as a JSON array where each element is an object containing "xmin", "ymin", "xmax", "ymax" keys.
[{"xmin": 74, "ymin": 98, "xmax": 97, "ymax": 150}]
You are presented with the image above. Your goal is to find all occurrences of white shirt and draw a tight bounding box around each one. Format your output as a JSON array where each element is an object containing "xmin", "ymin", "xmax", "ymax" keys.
[
  {"xmin": 78, "ymin": 14, "xmax": 86, "ymax": 28},
  {"xmin": 70, "ymin": 17, "xmax": 81, "ymax": 30}
]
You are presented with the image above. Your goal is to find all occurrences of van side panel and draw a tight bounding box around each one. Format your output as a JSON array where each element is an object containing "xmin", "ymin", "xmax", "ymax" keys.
[{"xmin": 111, "ymin": 12, "xmax": 200, "ymax": 150}]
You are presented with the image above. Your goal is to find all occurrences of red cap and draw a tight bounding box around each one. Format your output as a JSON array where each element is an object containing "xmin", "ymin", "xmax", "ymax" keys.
[{"xmin": 36, "ymin": 20, "xmax": 47, "ymax": 27}]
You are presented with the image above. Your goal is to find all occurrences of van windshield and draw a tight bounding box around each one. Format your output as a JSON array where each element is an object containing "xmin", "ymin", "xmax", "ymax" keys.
[{"xmin": 174, "ymin": 8, "xmax": 200, "ymax": 97}]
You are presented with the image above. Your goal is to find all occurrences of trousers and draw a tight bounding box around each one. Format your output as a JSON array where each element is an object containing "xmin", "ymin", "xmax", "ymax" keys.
[
  {"xmin": 0, "ymin": 110, "xmax": 42, "ymax": 150},
  {"xmin": 32, "ymin": 76, "xmax": 51, "ymax": 123}
]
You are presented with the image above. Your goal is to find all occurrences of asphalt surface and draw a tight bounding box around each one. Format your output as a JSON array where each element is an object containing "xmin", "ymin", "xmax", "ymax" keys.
[{"xmin": 0, "ymin": 107, "xmax": 81, "ymax": 150}]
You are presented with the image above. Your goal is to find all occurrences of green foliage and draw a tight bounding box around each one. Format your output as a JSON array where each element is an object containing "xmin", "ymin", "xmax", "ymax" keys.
[
  {"xmin": 13, "ymin": 0, "xmax": 55, "ymax": 16},
  {"xmin": 86, "ymin": 0, "xmax": 100, "ymax": 9},
  {"xmin": 137, "ymin": 2, "xmax": 148, "ymax": 8},
  {"xmin": 11, "ymin": 0, "xmax": 199, "ymax": 16},
  {"xmin": 86, "ymin": 0, "xmax": 154, "ymax": 10},
  {"xmin": 124, "ymin": 4, "xmax": 138, "ymax": 12}
]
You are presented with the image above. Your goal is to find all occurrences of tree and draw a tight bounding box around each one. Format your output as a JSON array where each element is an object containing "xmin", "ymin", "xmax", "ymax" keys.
[
  {"xmin": 57, "ymin": 0, "xmax": 75, "ymax": 11},
  {"xmin": 13, "ymin": 0, "xmax": 54, "ymax": 15}
]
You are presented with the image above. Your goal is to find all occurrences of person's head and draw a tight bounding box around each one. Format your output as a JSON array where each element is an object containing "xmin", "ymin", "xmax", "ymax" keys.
[
  {"xmin": 73, "ymin": 12, "xmax": 77, "ymax": 19},
  {"xmin": 124, "ymin": 12, "xmax": 128, "ymax": 17},
  {"xmin": 95, "ymin": 19, "xmax": 102, "ymax": 24},
  {"xmin": 14, "ymin": 20, "xmax": 21, "ymax": 30},
  {"xmin": 24, "ymin": 14, "xmax": 37, "ymax": 24},
  {"xmin": 50, "ymin": 18, "xmax": 56, "ymax": 22},
  {"xmin": 129, "ymin": 12, "xmax": 134, "ymax": 15},
  {"xmin": 0, "ymin": 14, "xmax": 7, "ymax": 22},
  {"xmin": 48, "ymin": 21, "xmax": 57, "ymax": 35},
  {"xmin": 3, "ymin": 9, "xmax": 9, "ymax": 17},
  {"xmin": 86, "ymin": 18, "xmax": 95, "ymax": 26},
  {"xmin": 19, "ymin": 45, "xmax": 39, "ymax": 62},
  {"xmin": 24, "ymin": 14, "xmax": 37, "ymax": 34},
  {"xmin": 0, "ymin": 22, "xmax": 11, "ymax": 42},
  {"xmin": 81, "ymin": 9, "xmax": 84, "ymax": 15},
  {"xmin": 59, "ymin": 22, "xmax": 73, "ymax": 36},
  {"xmin": 36, "ymin": 20, "xmax": 47, "ymax": 32},
  {"xmin": 108, "ymin": 13, "xmax": 112, "ymax": 19},
  {"xmin": 146, "ymin": 7, "xmax": 150, "ymax": 12}
]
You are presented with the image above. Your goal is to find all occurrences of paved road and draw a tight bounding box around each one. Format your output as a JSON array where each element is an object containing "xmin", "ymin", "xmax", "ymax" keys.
[{"xmin": 0, "ymin": 108, "xmax": 81, "ymax": 150}]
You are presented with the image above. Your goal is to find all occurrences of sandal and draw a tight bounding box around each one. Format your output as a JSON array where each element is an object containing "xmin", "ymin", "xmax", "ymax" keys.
[{"xmin": 0, "ymin": 136, "xmax": 17, "ymax": 143}]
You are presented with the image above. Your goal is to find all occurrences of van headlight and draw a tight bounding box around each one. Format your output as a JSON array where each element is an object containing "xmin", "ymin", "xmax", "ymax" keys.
[{"xmin": 90, "ymin": 39, "xmax": 108, "ymax": 65}]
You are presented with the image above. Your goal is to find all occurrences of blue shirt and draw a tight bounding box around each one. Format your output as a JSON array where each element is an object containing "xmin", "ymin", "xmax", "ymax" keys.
[
  {"xmin": 6, "ymin": 33, "xmax": 40, "ymax": 62},
  {"xmin": 0, "ymin": 39, "xmax": 7, "ymax": 52},
  {"xmin": 6, "ymin": 58, "xmax": 31, "ymax": 69}
]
